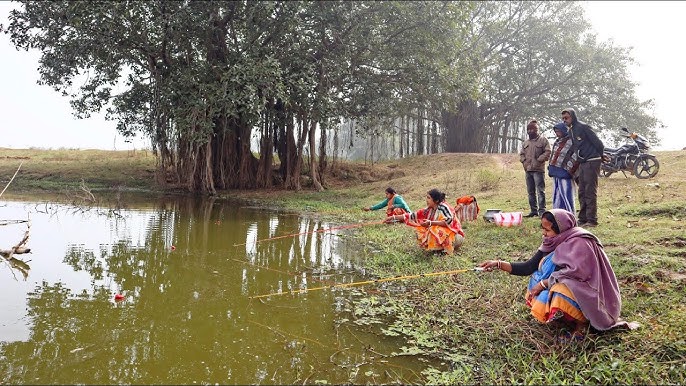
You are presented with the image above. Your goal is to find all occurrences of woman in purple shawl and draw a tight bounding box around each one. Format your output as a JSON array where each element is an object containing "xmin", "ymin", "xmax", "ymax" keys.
[{"xmin": 479, "ymin": 209, "xmax": 638, "ymax": 341}]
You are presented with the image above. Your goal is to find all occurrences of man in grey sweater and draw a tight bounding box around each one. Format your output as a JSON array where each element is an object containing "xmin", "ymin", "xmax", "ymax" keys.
[{"xmin": 520, "ymin": 120, "xmax": 552, "ymax": 217}]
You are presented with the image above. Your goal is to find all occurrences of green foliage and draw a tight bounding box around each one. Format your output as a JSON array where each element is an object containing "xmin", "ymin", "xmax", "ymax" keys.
[
  {"xmin": 3, "ymin": 0, "xmax": 664, "ymax": 192},
  {"xmin": 444, "ymin": 1, "xmax": 661, "ymax": 152}
]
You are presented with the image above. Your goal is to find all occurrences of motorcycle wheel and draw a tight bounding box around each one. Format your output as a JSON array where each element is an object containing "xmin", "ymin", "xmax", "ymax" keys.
[{"xmin": 633, "ymin": 155, "xmax": 659, "ymax": 179}]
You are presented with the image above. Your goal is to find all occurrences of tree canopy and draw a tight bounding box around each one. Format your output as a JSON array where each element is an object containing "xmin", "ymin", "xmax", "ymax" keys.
[{"xmin": 3, "ymin": 1, "xmax": 660, "ymax": 193}]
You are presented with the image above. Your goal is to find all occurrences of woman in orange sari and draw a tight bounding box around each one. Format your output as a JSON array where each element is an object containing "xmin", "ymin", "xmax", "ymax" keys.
[{"xmin": 385, "ymin": 188, "xmax": 465, "ymax": 254}]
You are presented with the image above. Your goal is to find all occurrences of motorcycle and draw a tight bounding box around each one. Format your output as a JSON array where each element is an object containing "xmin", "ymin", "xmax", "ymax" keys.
[{"xmin": 600, "ymin": 127, "xmax": 659, "ymax": 179}]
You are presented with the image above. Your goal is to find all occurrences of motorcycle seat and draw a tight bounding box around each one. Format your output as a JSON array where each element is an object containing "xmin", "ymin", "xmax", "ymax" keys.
[{"xmin": 605, "ymin": 144, "xmax": 638, "ymax": 155}]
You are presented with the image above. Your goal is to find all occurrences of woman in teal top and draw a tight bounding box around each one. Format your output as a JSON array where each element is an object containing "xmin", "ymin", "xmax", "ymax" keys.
[{"xmin": 363, "ymin": 187, "xmax": 411, "ymax": 216}]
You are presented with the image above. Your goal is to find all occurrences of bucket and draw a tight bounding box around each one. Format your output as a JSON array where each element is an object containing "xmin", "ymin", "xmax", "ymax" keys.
[{"xmin": 492, "ymin": 212, "xmax": 523, "ymax": 227}]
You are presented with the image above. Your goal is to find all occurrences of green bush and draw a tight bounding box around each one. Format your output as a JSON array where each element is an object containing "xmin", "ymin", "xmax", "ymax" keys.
[{"xmin": 475, "ymin": 168, "xmax": 501, "ymax": 191}]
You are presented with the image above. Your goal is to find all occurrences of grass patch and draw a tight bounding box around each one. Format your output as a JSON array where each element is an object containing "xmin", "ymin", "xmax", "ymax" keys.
[
  {"xmin": 2, "ymin": 147, "xmax": 685, "ymax": 384},
  {"xmin": 1, "ymin": 148, "xmax": 157, "ymax": 192},
  {"xmin": 620, "ymin": 202, "xmax": 686, "ymax": 218},
  {"xmin": 250, "ymin": 150, "xmax": 686, "ymax": 384}
]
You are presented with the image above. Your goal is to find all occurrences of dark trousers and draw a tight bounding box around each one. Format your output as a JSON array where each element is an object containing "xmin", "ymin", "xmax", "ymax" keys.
[
  {"xmin": 525, "ymin": 171, "xmax": 546, "ymax": 215},
  {"xmin": 577, "ymin": 160, "xmax": 601, "ymax": 224}
]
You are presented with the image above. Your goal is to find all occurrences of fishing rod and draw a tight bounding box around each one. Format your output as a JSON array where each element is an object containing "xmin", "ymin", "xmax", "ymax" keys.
[
  {"xmin": 233, "ymin": 220, "xmax": 385, "ymax": 247},
  {"xmin": 249, "ymin": 267, "xmax": 485, "ymax": 299}
]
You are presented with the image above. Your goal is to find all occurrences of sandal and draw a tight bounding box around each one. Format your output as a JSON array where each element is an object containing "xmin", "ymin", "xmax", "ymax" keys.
[{"xmin": 557, "ymin": 330, "xmax": 585, "ymax": 344}]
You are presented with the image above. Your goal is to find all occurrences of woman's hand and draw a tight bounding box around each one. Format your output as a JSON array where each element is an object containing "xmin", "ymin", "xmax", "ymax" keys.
[
  {"xmin": 479, "ymin": 260, "xmax": 500, "ymax": 272},
  {"xmin": 529, "ymin": 286, "xmax": 541, "ymax": 298},
  {"xmin": 529, "ymin": 281, "xmax": 546, "ymax": 297},
  {"xmin": 362, "ymin": 207, "xmax": 371, "ymax": 211},
  {"xmin": 421, "ymin": 219, "xmax": 432, "ymax": 228},
  {"xmin": 384, "ymin": 215, "xmax": 397, "ymax": 224}
]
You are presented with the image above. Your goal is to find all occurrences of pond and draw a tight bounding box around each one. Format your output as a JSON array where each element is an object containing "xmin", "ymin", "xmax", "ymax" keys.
[{"xmin": 0, "ymin": 193, "xmax": 441, "ymax": 384}]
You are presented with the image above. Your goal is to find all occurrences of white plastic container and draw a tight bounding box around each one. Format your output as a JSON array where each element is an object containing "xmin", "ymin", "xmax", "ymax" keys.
[
  {"xmin": 483, "ymin": 209, "xmax": 502, "ymax": 223},
  {"xmin": 492, "ymin": 212, "xmax": 523, "ymax": 227}
]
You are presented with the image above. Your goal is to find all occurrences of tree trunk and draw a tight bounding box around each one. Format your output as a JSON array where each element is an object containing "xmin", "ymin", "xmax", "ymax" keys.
[
  {"xmin": 399, "ymin": 116, "xmax": 404, "ymax": 158},
  {"xmin": 237, "ymin": 121, "xmax": 258, "ymax": 189},
  {"xmin": 201, "ymin": 139, "xmax": 216, "ymax": 194},
  {"xmin": 212, "ymin": 116, "xmax": 228, "ymax": 190},
  {"xmin": 294, "ymin": 114, "xmax": 308, "ymax": 191},
  {"xmin": 391, "ymin": 117, "xmax": 397, "ymax": 157},
  {"xmin": 443, "ymin": 99, "xmax": 485, "ymax": 153},
  {"xmin": 308, "ymin": 119, "xmax": 324, "ymax": 191},
  {"xmin": 332, "ymin": 123, "xmax": 339, "ymax": 171},
  {"xmin": 416, "ymin": 110, "xmax": 425, "ymax": 155},
  {"xmin": 318, "ymin": 120, "xmax": 327, "ymax": 185},
  {"xmin": 222, "ymin": 126, "xmax": 240, "ymax": 188},
  {"xmin": 256, "ymin": 111, "xmax": 274, "ymax": 188},
  {"xmin": 284, "ymin": 113, "xmax": 300, "ymax": 190},
  {"xmin": 430, "ymin": 120, "xmax": 439, "ymax": 154},
  {"xmin": 406, "ymin": 115, "xmax": 411, "ymax": 156}
]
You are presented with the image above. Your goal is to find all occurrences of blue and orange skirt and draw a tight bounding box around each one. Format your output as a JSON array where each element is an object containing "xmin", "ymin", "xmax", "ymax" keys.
[{"xmin": 526, "ymin": 252, "xmax": 587, "ymax": 326}]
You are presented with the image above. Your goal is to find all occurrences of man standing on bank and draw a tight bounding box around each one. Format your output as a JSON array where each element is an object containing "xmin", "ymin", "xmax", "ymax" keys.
[
  {"xmin": 561, "ymin": 108, "xmax": 604, "ymax": 227},
  {"xmin": 520, "ymin": 120, "xmax": 551, "ymax": 218}
]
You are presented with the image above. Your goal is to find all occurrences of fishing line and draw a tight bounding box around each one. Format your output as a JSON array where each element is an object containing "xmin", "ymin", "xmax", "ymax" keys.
[
  {"xmin": 247, "ymin": 319, "xmax": 327, "ymax": 348},
  {"xmin": 231, "ymin": 258, "xmax": 295, "ymax": 276},
  {"xmin": 249, "ymin": 267, "xmax": 484, "ymax": 299},
  {"xmin": 233, "ymin": 220, "xmax": 385, "ymax": 247},
  {"xmin": 231, "ymin": 258, "xmax": 337, "ymax": 286}
]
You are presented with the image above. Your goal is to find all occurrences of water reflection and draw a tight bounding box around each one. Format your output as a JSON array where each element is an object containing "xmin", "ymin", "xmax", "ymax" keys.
[
  {"xmin": 0, "ymin": 194, "xmax": 436, "ymax": 384},
  {"xmin": 2, "ymin": 256, "xmax": 30, "ymax": 280},
  {"xmin": 0, "ymin": 218, "xmax": 32, "ymax": 281}
]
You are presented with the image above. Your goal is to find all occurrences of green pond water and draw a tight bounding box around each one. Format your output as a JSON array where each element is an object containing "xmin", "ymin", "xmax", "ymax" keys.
[{"xmin": 0, "ymin": 193, "xmax": 442, "ymax": 384}]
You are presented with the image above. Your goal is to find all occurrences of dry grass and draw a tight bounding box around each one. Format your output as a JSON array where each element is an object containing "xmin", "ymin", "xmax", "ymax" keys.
[{"xmin": 0, "ymin": 147, "xmax": 157, "ymax": 192}]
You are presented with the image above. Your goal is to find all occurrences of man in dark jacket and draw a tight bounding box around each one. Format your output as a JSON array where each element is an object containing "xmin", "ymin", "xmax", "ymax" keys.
[
  {"xmin": 519, "ymin": 120, "xmax": 551, "ymax": 217},
  {"xmin": 561, "ymin": 108, "xmax": 604, "ymax": 227}
]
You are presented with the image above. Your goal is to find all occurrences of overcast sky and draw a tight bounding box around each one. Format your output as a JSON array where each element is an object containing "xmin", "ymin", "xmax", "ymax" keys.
[{"xmin": 1, "ymin": 1, "xmax": 685, "ymax": 151}]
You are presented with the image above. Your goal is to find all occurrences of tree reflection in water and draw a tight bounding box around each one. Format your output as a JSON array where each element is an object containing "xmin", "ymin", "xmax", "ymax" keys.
[{"xmin": 1, "ymin": 194, "xmax": 428, "ymax": 384}]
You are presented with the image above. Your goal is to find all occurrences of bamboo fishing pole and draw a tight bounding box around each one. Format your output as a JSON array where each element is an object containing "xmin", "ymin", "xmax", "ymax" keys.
[
  {"xmin": 249, "ymin": 267, "xmax": 485, "ymax": 299},
  {"xmin": 233, "ymin": 220, "xmax": 385, "ymax": 247}
]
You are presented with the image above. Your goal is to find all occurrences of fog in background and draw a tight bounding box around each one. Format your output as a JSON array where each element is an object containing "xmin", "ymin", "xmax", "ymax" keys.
[{"xmin": 1, "ymin": 1, "xmax": 684, "ymax": 151}]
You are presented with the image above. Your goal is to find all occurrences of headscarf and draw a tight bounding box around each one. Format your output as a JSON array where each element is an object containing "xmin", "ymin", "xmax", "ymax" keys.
[
  {"xmin": 553, "ymin": 121, "xmax": 569, "ymax": 136},
  {"xmin": 541, "ymin": 209, "xmax": 626, "ymax": 330}
]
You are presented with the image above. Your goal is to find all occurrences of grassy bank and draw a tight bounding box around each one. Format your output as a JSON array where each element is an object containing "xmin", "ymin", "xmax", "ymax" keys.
[
  {"xmin": 2, "ymin": 147, "xmax": 685, "ymax": 384},
  {"xmin": 0, "ymin": 148, "xmax": 158, "ymax": 192},
  {"xmin": 228, "ymin": 150, "xmax": 686, "ymax": 384}
]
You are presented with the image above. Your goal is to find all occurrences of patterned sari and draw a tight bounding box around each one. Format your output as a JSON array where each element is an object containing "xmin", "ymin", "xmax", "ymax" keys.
[
  {"xmin": 387, "ymin": 207, "xmax": 409, "ymax": 216},
  {"xmin": 385, "ymin": 194, "xmax": 410, "ymax": 217},
  {"xmin": 552, "ymin": 177, "xmax": 576, "ymax": 214},
  {"xmin": 403, "ymin": 203, "xmax": 464, "ymax": 254},
  {"xmin": 526, "ymin": 251, "xmax": 587, "ymax": 326}
]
